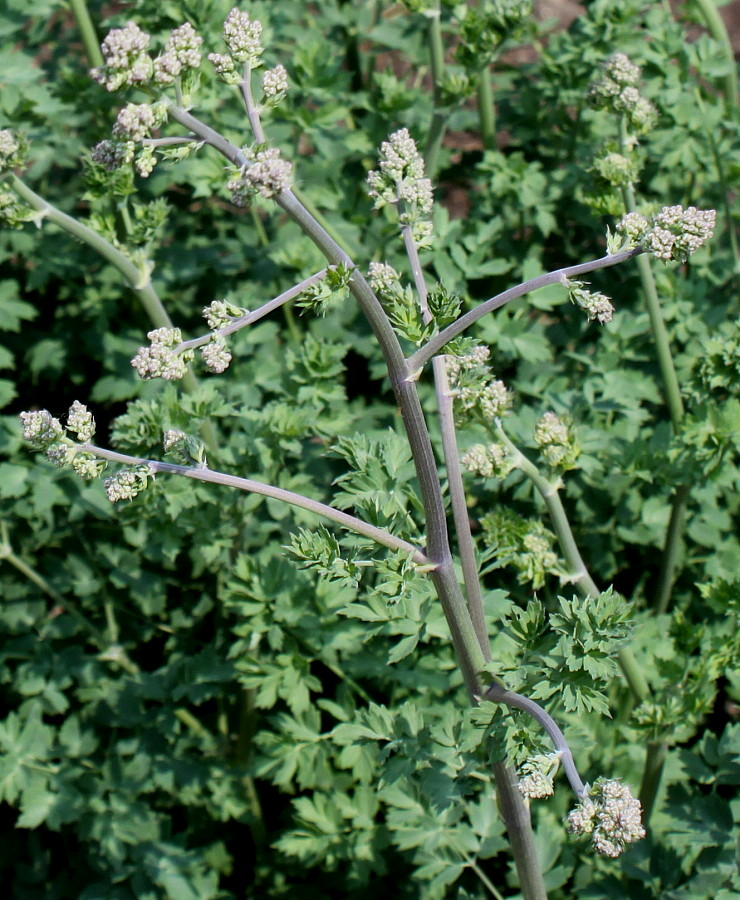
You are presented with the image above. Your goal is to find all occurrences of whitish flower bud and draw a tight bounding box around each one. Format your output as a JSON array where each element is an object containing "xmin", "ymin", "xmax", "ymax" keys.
[
  {"xmin": 479, "ymin": 380, "xmax": 513, "ymax": 419},
  {"xmin": 461, "ymin": 442, "xmax": 514, "ymax": 479},
  {"xmin": 368, "ymin": 261, "xmax": 402, "ymax": 297},
  {"xmin": 112, "ymin": 102, "xmax": 163, "ymax": 142},
  {"xmin": 91, "ymin": 22, "xmax": 153, "ymax": 92},
  {"xmin": 91, "ymin": 139, "xmax": 134, "ymax": 171},
  {"xmin": 0, "ymin": 129, "xmax": 28, "ymax": 173},
  {"xmin": 616, "ymin": 211, "xmax": 650, "ymax": 245},
  {"xmin": 564, "ymin": 278, "xmax": 615, "ymax": 325},
  {"xmin": 603, "ymin": 53, "xmax": 641, "ymax": 86},
  {"xmin": 567, "ymin": 778, "xmax": 646, "ymax": 858},
  {"xmin": 202, "ymin": 299, "xmax": 246, "ymax": 329},
  {"xmin": 66, "ymin": 400, "xmax": 95, "ymax": 442},
  {"xmin": 131, "ymin": 327, "xmax": 193, "ymax": 381},
  {"xmin": 638, "ymin": 205, "xmax": 716, "ymax": 263},
  {"xmin": 19, "ymin": 410, "xmax": 63, "ymax": 449},
  {"xmin": 533, "ymin": 411, "xmax": 579, "ymax": 468},
  {"xmin": 261, "ymin": 64, "xmax": 288, "ymax": 103},
  {"xmin": 201, "ymin": 334, "xmax": 232, "ymax": 373},
  {"xmin": 104, "ymin": 465, "xmax": 152, "ymax": 502},
  {"xmin": 163, "ymin": 430, "xmax": 207, "ymax": 467},
  {"xmin": 45, "ymin": 442, "xmax": 76, "ymax": 468},
  {"xmin": 208, "ymin": 53, "xmax": 241, "ymax": 85},
  {"xmin": 367, "ymin": 128, "xmax": 432, "ymax": 214},
  {"xmin": 72, "ymin": 453, "xmax": 106, "ymax": 480},
  {"xmin": 222, "ymin": 8, "xmax": 263, "ymax": 66},
  {"xmin": 227, "ymin": 147, "xmax": 293, "ymax": 204}
]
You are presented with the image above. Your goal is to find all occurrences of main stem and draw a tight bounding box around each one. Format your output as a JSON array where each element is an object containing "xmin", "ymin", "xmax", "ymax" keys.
[{"xmin": 165, "ymin": 102, "xmax": 547, "ymax": 899}]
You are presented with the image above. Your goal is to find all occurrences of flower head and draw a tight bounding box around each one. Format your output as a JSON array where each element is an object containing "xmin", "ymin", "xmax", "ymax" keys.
[
  {"xmin": 92, "ymin": 22, "xmax": 153, "ymax": 92},
  {"xmin": 66, "ymin": 400, "xmax": 96, "ymax": 442},
  {"xmin": 19, "ymin": 410, "xmax": 63, "ymax": 449},
  {"xmin": 446, "ymin": 346, "xmax": 513, "ymax": 422},
  {"xmin": 618, "ymin": 205, "xmax": 716, "ymax": 262},
  {"xmin": 201, "ymin": 334, "xmax": 232, "ymax": 374},
  {"xmin": 367, "ymin": 128, "xmax": 434, "ymax": 246},
  {"xmin": 222, "ymin": 8, "xmax": 263, "ymax": 66},
  {"xmin": 131, "ymin": 327, "xmax": 193, "ymax": 381},
  {"xmin": 461, "ymin": 442, "xmax": 514, "ymax": 479},
  {"xmin": 104, "ymin": 465, "xmax": 153, "ymax": 502},
  {"xmin": 227, "ymin": 146, "xmax": 293, "ymax": 205},
  {"xmin": 0, "ymin": 129, "xmax": 29, "ymax": 173},
  {"xmin": 261, "ymin": 64, "xmax": 288, "ymax": 104},
  {"xmin": 153, "ymin": 22, "xmax": 203, "ymax": 84},
  {"xmin": 567, "ymin": 778, "xmax": 646, "ymax": 858}
]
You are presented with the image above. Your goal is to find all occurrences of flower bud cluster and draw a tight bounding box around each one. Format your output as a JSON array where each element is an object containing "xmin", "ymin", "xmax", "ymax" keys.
[
  {"xmin": 130, "ymin": 327, "xmax": 194, "ymax": 381},
  {"xmin": 19, "ymin": 405, "xmax": 105, "ymax": 480},
  {"xmin": 590, "ymin": 150, "xmax": 640, "ymax": 188},
  {"xmin": 163, "ymin": 430, "xmax": 208, "ymax": 467},
  {"xmin": 367, "ymin": 128, "xmax": 434, "ymax": 246},
  {"xmin": 446, "ymin": 345, "xmax": 513, "ymax": 422},
  {"xmin": 202, "ymin": 299, "xmax": 247, "ymax": 330},
  {"xmin": 615, "ymin": 205, "xmax": 716, "ymax": 263},
  {"xmin": 91, "ymin": 22, "xmax": 153, "ymax": 92},
  {"xmin": 227, "ymin": 147, "xmax": 293, "ymax": 205},
  {"xmin": 91, "ymin": 139, "xmax": 134, "ymax": 171},
  {"xmin": 113, "ymin": 102, "xmax": 166, "ymax": 142},
  {"xmin": 0, "ymin": 186, "xmax": 35, "ymax": 227},
  {"xmin": 201, "ymin": 334, "xmax": 233, "ymax": 374},
  {"xmin": 368, "ymin": 262, "xmax": 403, "ymax": 297},
  {"xmin": 153, "ymin": 22, "xmax": 203, "ymax": 85},
  {"xmin": 517, "ymin": 754, "xmax": 561, "ymax": 800},
  {"xmin": 66, "ymin": 400, "xmax": 96, "ymax": 442},
  {"xmin": 213, "ymin": 7, "xmax": 264, "ymax": 69},
  {"xmin": 563, "ymin": 277, "xmax": 615, "ymax": 325},
  {"xmin": 0, "ymin": 129, "xmax": 28, "ymax": 173},
  {"xmin": 534, "ymin": 411, "xmax": 579, "ymax": 469},
  {"xmin": 104, "ymin": 465, "xmax": 153, "ymax": 502},
  {"xmin": 461, "ymin": 442, "xmax": 514, "ymax": 479},
  {"xmin": 567, "ymin": 778, "xmax": 646, "ymax": 858},
  {"xmin": 588, "ymin": 54, "xmax": 657, "ymax": 134},
  {"xmin": 261, "ymin": 65, "xmax": 289, "ymax": 106}
]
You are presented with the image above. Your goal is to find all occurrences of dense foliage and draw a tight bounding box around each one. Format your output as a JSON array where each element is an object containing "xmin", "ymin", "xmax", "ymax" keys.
[{"xmin": 1, "ymin": 1, "xmax": 738, "ymax": 898}]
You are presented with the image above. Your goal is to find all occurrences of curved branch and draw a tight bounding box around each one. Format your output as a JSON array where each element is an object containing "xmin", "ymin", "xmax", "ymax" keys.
[
  {"xmin": 406, "ymin": 248, "xmax": 643, "ymax": 373},
  {"xmin": 80, "ymin": 443, "xmax": 429, "ymax": 564}
]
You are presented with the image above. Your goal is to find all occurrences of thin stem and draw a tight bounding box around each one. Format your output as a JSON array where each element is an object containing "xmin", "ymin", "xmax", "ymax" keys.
[
  {"xmin": 422, "ymin": 4, "xmax": 451, "ymax": 179},
  {"xmin": 240, "ymin": 65, "xmax": 266, "ymax": 143},
  {"xmin": 9, "ymin": 174, "xmax": 218, "ymax": 447},
  {"xmin": 688, "ymin": 0, "xmax": 738, "ymax": 109},
  {"xmin": 435, "ymin": 359, "xmax": 491, "ymax": 658},
  {"xmin": 653, "ymin": 483, "xmax": 690, "ymax": 615},
  {"xmin": 67, "ymin": 0, "xmax": 103, "ymax": 68},
  {"xmin": 484, "ymin": 683, "xmax": 586, "ymax": 798},
  {"xmin": 639, "ymin": 740, "xmax": 668, "ymax": 822},
  {"xmin": 477, "ymin": 68, "xmax": 496, "ymax": 151},
  {"xmin": 468, "ymin": 858, "xmax": 505, "ymax": 900},
  {"xmin": 406, "ymin": 249, "xmax": 643, "ymax": 373},
  {"xmin": 80, "ymin": 443, "xmax": 428, "ymax": 563},
  {"xmin": 177, "ymin": 269, "xmax": 328, "ymax": 351},
  {"xmin": 165, "ymin": 99, "xmax": 546, "ymax": 899}
]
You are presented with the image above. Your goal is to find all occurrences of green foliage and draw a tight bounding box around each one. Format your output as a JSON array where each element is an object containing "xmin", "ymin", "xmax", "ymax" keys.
[{"xmin": 1, "ymin": 0, "xmax": 738, "ymax": 897}]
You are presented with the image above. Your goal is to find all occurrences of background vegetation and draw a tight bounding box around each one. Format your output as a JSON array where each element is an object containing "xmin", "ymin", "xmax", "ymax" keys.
[{"xmin": 1, "ymin": 1, "xmax": 738, "ymax": 897}]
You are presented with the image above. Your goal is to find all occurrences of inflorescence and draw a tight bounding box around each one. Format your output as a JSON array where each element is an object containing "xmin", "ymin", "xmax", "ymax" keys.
[
  {"xmin": 567, "ymin": 778, "xmax": 646, "ymax": 858},
  {"xmin": 615, "ymin": 205, "xmax": 716, "ymax": 264},
  {"xmin": 367, "ymin": 128, "xmax": 434, "ymax": 247}
]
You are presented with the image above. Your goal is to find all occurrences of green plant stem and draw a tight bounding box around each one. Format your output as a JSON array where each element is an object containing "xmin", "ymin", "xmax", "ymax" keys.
[
  {"xmin": 689, "ymin": 0, "xmax": 738, "ymax": 109},
  {"xmin": 435, "ymin": 359, "xmax": 491, "ymax": 658},
  {"xmin": 477, "ymin": 68, "xmax": 496, "ymax": 151},
  {"xmin": 166, "ymin": 101, "xmax": 547, "ymax": 900},
  {"xmin": 406, "ymin": 248, "xmax": 642, "ymax": 372},
  {"xmin": 654, "ymin": 483, "xmax": 690, "ymax": 615},
  {"xmin": 8, "ymin": 175, "xmax": 219, "ymax": 449},
  {"xmin": 423, "ymin": 4, "xmax": 450, "ymax": 179},
  {"xmin": 469, "ymin": 858, "xmax": 505, "ymax": 900},
  {"xmin": 80, "ymin": 442, "xmax": 428, "ymax": 562},
  {"xmin": 67, "ymin": 0, "xmax": 103, "ymax": 69},
  {"xmin": 639, "ymin": 740, "xmax": 668, "ymax": 823},
  {"xmin": 177, "ymin": 269, "xmax": 329, "ymax": 351}
]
